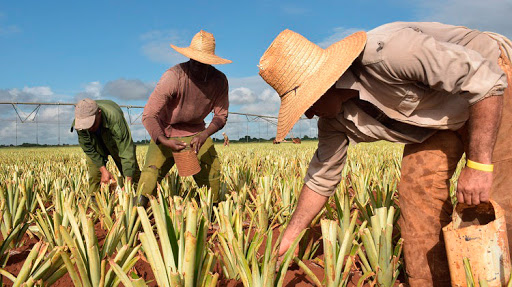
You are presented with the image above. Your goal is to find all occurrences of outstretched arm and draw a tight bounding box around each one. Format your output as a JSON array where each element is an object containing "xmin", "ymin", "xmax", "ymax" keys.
[
  {"xmin": 278, "ymin": 117, "xmax": 349, "ymax": 255},
  {"xmin": 278, "ymin": 184, "xmax": 329, "ymax": 256}
]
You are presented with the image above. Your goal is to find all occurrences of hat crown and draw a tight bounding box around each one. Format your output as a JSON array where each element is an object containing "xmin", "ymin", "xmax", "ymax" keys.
[
  {"xmin": 75, "ymin": 98, "xmax": 98, "ymax": 118},
  {"xmin": 189, "ymin": 30, "xmax": 216, "ymax": 55},
  {"xmin": 259, "ymin": 30, "xmax": 326, "ymax": 98}
]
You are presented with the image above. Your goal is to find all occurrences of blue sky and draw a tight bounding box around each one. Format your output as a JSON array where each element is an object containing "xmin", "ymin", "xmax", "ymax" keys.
[{"xmin": 1, "ymin": 0, "xmax": 511, "ymax": 144}]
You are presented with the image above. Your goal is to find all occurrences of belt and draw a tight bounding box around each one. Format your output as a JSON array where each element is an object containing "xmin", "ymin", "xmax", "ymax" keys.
[{"xmin": 350, "ymin": 98, "xmax": 435, "ymax": 135}]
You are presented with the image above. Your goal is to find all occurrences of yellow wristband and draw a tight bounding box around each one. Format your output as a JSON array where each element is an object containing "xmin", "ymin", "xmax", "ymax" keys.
[{"xmin": 466, "ymin": 159, "xmax": 494, "ymax": 172}]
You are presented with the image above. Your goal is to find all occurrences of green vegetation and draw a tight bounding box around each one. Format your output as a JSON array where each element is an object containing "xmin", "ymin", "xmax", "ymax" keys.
[{"xmin": 0, "ymin": 141, "xmax": 422, "ymax": 286}]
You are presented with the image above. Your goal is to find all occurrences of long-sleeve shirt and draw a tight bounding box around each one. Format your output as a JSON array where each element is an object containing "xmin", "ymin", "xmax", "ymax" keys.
[
  {"xmin": 74, "ymin": 100, "xmax": 138, "ymax": 177},
  {"xmin": 142, "ymin": 61, "xmax": 229, "ymax": 141},
  {"xmin": 305, "ymin": 22, "xmax": 509, "ymax": 196}
]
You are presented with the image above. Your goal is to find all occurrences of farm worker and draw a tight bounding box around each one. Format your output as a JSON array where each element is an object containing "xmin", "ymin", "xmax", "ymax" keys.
[
  {"xmin": 258, "ymin": 22, "xmax": 512, "ymax": 286},
  {"xmin": 222, "ymin": 132, "xmax": 229, "ymax": 146},
  {"xmin": 73, "ymin": 98, "xmax": 141, "ymax": 194},
  {"xmin": 136, "ymin": 30, "xmax": 230, "ymax": 208}
]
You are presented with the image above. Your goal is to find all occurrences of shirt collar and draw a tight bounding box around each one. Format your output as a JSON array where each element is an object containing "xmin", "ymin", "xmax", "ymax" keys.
[{"xmin": 335, "ymin": 68, "xmax": 358, "ymax": 90}]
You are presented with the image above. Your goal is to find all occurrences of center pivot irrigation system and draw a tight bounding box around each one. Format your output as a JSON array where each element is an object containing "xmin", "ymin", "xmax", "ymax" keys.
[{"xmin": 0, "ymin": 102, "xmax": 316, "ymax": 145}]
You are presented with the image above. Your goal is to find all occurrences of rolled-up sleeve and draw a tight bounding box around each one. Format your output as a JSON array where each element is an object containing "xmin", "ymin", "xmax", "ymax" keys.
[
  {"xmin": 304, "ymin": 117, "xmax": 349, "ymax": 197},
  {"xmin": 383, "ymin": 28, "xmax": 507, "ymax": 104},
  {"xmin": 142, "ymin": 70, "xmax": 178, "ymax": 142},
  {"xmin": 210, "ymin": 77, "xmax": 229, "ymax": 130}
]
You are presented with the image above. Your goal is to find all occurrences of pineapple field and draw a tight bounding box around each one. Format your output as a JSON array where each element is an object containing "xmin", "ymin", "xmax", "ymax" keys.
[{"xmin": 0, "ymin": 141, "xmax": 462, "ymax": 286}]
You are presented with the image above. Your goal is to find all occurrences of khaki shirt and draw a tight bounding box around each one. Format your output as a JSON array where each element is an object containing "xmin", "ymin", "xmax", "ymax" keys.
[{"xmin": 305, "ymin": 22, "xmax": 509, "ymax": 196}]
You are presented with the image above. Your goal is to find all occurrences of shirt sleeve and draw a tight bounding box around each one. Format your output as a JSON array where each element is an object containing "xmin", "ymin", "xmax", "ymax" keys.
[
  {"xmin": 142, "ymin": 70, "xmax": 178, "ymax": 143},
  {"xmin": 110, "ymin": 117, "xmax": 137, "ymax": 178},
  {"xmin": 210, "ymin": 76, "xmax": 229, "ymax": 130},
  {"xmin": 382, "ymin": 28, "xmax": 507, "ymax": 104},
  {"xmin": 304, "ymin": 117, "xmax": 349, "ymax": 196},
  {"xmin": 77, "ymin": 130, "xmax": 107, "ymax": 168}
]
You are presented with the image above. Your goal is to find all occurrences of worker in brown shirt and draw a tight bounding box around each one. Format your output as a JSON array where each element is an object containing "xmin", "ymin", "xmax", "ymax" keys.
[
  {"xmin": 258, "ymin": 22, "xmax": 511, "ymax": 286},
  {"xmin": 136, "ymin": 30, "xmax": 231, "ymax": 207}
]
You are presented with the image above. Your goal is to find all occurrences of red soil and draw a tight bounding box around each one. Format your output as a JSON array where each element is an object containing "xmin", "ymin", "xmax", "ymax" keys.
[
  {"xmin": 0, "ymin": 222, "xmax": 157, "ymax": 287},
  {"xmin": 1, "ymin": 221, "xmax": 406, "ymax": 287}
]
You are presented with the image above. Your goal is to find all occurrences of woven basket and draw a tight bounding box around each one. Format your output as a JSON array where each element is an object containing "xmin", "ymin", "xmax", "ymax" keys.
[{"xmin": 172, "ymin": 149, "xmax": 201, "ymax": 177}]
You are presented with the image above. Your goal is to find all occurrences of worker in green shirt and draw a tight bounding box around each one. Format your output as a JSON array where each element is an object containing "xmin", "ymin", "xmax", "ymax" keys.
[{"xmin": 73, "ymin": 98, "xmax": 141, "ymax": 194}]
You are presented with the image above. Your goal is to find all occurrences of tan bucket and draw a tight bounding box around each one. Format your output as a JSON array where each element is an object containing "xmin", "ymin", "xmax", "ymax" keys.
[
  {"xmin": 443, "ymin": 200, "xmax": 511, "ymax": 286},
  {"xmin": 172, "ymin": 149, "xmax": 201, "ymax": 177}
]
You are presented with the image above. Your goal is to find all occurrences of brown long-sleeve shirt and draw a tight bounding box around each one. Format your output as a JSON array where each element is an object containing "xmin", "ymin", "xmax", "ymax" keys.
[{"xmin": 142, "ymin": 61, "xmax": 229, "ymax": 141}]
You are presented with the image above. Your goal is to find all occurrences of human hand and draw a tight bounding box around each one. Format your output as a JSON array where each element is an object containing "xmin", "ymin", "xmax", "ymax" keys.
[
  {"xmin": 99, "ymin": 166, "xmax": 114, "ymax": 185},
  {"xmin": 160, "ymin": 138, "xmax": 187, "ymax": 152},
  {"xmin": 456, "ymin": 166, "xmax": 492, "ymax": 205},
  {"xmin": 190, "ymin": 132, "xmax": 208, "ymax": 153}
]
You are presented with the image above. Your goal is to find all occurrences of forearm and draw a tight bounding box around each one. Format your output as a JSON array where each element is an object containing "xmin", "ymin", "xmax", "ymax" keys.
[
  {"xmin": 202, "ymin": 122, "xmax": 221, "ymax": 137},
  {"xmin": 467, "ymin": 95, "xmax": 503, "ymax": 163},
  {"xmin": 283, "ymin": 184, "xmax": 329, "ymax": 241},
  {"xmin": 142, "ymin": 116, "xmax": 166, "ymax": 144}
]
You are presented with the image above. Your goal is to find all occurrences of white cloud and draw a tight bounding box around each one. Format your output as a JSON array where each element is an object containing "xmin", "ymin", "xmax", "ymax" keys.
[
  {"xmin": 416, "ymin": 0, "xmax": 512, "ymax": 38},
  {"xmin": 140, "ymin": 29, "xmax": 189, "ymax": 64},
  {"xmin": 37, "ymin": 105, "xmax": 74, "ymax": 122},
  {"xmin": 75, "ymin": 81, "xmax": 102, "ymax": 101},
  {"xmin": 228, "ymin": 76, "xmax": 280, "ymax": 116},
  {"xmin": 103, "ymin": 78, "xmax": 155, "ymax": 100},
  {"xmin": 318, "ymin": 27, "xmax": 365, "ymax": 48},
  {"xmin": 22, "ymin": 86, "xmax": 53, "ymax": 97},
  {"xmin": 230, "ymin": 87, "xmax": 255, "ymax": 105},
  {"xmin": 0, "ymin": 86, "xmax": 55, "ymax": 102}
]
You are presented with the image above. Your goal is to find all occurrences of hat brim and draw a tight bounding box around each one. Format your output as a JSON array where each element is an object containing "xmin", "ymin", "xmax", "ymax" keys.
[
  {"xmin": 275, "ymin": 31, "xmax": 367, "ymax": 142},
  {"xmin": 74, "ymin": 115, "xmax": 96, "ymax": 131},
  {"xmin": 171, "ymin": 45, "xmax": 232, "ymax": 65}
]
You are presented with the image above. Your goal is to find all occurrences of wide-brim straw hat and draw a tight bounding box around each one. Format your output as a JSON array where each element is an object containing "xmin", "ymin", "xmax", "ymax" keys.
[
  {"xmin": 171, "ymin": 30, "xmax": 232, "ymax": 65},
  {"xmin": 172, "ymin": 149, "xmax": 201, "ymax": 177},
  {"xmin": 258, "ymin": 29, "xmax": 367, "ymax": 142}
]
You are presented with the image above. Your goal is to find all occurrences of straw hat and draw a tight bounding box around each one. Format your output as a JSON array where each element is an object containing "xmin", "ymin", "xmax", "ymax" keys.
[
  {"xmin": 171, "ymin": 30, "xmax": 232, "ymax": 65},
  {"xmin": 258, "ymin": 29, "xmax": 367, "ymax": 142}
]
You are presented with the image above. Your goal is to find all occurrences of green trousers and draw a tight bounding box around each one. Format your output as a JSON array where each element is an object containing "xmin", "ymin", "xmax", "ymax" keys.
[
  {"xmin": 86, "ymin": 152, "xmax": 141, "ymax": 194},
  {"xmin": 137, "ymin": 135, "xmax": 221, "ymax": 202}
]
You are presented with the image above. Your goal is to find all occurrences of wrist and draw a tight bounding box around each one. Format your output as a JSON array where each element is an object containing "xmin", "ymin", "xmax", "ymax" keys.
[
  {"xmin": 157, "ymin": 135, "xmax": 168, "ymax": 145},
  {"xmin": 466, "ymin": 159, "xmax": 494, "ymax": 172},
  {"xmin": 199, "ymin": 131, "xmax": 209, "ymax": 139}
]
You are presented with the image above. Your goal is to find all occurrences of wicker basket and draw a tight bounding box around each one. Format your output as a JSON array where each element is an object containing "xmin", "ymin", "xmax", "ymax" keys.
[{"xmin": 172, "ymin": 149, "xmax": 201, "ymax": 177}]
